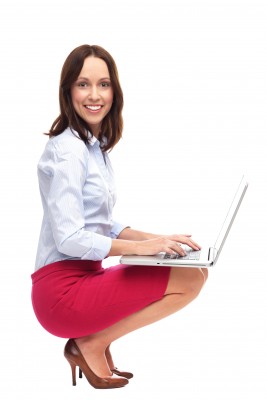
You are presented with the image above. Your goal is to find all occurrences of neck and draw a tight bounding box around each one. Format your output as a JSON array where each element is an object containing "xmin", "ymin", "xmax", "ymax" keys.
[{"xmin": 88, "ymin": 124, "xmax": 101, "ymax": 138}]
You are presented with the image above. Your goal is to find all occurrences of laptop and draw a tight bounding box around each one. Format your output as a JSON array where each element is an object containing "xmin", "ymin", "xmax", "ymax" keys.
[{"xmin": 120, "ymin": 176, "xmax": 248, "ymax": 268}]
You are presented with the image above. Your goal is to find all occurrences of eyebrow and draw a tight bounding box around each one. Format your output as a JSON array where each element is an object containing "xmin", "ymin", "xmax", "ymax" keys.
[{"xmin": 76, "ymin": 76, "xmax": 111, "ymax": 81}]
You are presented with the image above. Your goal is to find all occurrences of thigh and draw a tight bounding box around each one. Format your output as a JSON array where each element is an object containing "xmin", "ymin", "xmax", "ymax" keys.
[
  {"xmin": 82, "ymin": 263, "xmax": 171, "ymax": 325},
  {"xmin": 31, "ymin": 261, "xmax": 171, "ymax": 338},
  {"xmin": 70, "ymin": 263, "xmax": 171, "ymax": 336}
]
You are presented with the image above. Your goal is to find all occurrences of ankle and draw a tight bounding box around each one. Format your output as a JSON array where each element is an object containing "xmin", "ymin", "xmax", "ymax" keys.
[{"xmin": 75, "ymin": 335, "xmax": 108, "ymax": 353}]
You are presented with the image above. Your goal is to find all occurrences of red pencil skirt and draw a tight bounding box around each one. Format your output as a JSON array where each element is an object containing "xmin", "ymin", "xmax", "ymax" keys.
[{"xmin": 31, "ymin": 260, "xmax": 171, "ymax": 338}]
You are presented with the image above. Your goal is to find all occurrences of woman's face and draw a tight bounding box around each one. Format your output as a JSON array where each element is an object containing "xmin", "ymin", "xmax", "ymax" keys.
[{"xmin": 71, "ymin": 56, "xmax": 113, "ymax": 137}]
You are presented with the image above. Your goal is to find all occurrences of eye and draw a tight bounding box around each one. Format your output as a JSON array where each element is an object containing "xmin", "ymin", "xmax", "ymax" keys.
[
  {"xmin": 100, "ymin": 82, "xmax": 111, "ymax": 88},
  {"xmin": 78, "ymin": 82, "xmax": 88, "ymax": 88}
]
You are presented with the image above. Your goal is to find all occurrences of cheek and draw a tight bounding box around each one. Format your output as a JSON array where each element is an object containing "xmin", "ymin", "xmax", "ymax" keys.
[
  {"xmin": 106, "ymin": 91, "xmax": 114, "ymax": 109},
  {"xmin": 71, "ymin": 86, "xmax": 82, "ymax": 101},
  {"xmin": 70, "ymin": 90, "xmax": 82, "ymax": 114}
]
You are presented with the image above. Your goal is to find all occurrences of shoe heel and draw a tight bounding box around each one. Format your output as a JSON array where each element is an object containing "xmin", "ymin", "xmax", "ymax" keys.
[
  {"xmin": 67, "ymin": 359, "xmax": 77, "ymax": 386},
  {"xmin": 79, "ymin": 367, "xmax": 83, "ymax": 379}
]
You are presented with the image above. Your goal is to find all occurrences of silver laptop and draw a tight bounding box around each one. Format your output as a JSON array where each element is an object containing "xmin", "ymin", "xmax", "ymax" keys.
[{"xmin": 120, "ymin": 176, "xmax": 248, "ymax": 268}]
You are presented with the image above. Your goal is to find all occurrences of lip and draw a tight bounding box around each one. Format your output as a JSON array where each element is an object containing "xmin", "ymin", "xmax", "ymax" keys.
[{"xmin": 84, "ymin": 105, "xmax": 103, "ymax": 113}]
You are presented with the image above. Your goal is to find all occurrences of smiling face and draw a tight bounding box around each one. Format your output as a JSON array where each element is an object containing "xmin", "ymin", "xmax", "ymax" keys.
[{"xmin": 71, "ymin": 56, "xmax": 114, "ymax": 138}]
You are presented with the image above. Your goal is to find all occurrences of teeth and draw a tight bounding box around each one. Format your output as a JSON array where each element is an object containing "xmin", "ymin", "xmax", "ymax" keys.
[{"xmin": 86, "ymin": 105, "xmax": 102, "ymax": 111}]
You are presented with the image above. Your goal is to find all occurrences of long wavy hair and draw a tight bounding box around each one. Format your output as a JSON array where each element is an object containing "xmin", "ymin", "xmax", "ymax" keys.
[{"xmin": 47, "ymin": 45, "xmax": 124, "ymax": 151}]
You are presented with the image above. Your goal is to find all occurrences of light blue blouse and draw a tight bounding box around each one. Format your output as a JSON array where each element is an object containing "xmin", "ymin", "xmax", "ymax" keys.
[{"xmin": 35, "ymin": 127, "xmax": 127, "ymax": 270}]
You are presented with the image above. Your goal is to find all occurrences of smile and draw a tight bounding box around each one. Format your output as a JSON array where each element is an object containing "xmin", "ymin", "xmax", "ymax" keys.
[{"xmin": 85, "ymin": 105, "xmax": 103, "ymax": 112}]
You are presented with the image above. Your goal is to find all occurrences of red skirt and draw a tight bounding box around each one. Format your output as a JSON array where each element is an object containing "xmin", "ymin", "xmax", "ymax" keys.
[{"xmin": 31, "ymin": 260, "xmax": 171, "ymax": 338}]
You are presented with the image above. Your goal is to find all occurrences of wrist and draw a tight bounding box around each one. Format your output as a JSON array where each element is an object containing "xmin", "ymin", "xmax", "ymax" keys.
[{"xmin": 108, "ymin": 239, "xmax": 138, "ymax": 256}]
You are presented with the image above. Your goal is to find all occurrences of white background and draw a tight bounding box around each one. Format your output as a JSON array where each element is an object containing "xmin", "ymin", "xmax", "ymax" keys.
[{"xmin": 1, "ymin": 0, "xmax": 266, "ymax": 399}]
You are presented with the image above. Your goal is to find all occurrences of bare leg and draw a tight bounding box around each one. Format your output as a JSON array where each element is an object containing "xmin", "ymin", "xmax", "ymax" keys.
[{"xmin": 75, "ymin": 267, "xmax": 208, "ymax": 377}]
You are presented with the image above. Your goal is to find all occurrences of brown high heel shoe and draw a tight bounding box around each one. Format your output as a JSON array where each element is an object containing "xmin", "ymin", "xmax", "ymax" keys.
[
  {"xmin": 111, "ymin": 368, "xmax": 134, "ymax": 379},
  {"xmin": 79, "ymin": 367, "xmax": 133, "ymax": 380},
  {"xmin": 64, "ymin": 339, "xmax": 129, "ymax": 389}
]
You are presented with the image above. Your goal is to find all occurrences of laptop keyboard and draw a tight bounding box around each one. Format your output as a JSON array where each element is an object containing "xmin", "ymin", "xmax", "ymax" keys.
[{"xmin": 164, "ymin": 250, "xmax": 201, "ymax": 260}]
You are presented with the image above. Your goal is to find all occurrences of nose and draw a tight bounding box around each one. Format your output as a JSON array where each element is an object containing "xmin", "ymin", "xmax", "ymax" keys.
[{"xmin": 89, "ymin": 85, "xmax": 100, "ymax": 101}]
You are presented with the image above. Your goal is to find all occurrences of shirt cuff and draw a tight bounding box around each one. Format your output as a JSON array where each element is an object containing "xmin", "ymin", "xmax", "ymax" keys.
[
  {"xmin": 110, "ymin": 222, "xmax": 130, "ymax": 239},
  {"xmin": 81, "ymin": 233, "xmax": 112, "ymax": 260}
]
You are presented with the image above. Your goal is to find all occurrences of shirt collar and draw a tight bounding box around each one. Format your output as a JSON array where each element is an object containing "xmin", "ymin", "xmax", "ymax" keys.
[
  {"xmin": 88, "ymin": 134, "xmax": 99, "ymax": 146},
  {"xmin": 88, "ymin": 134, "xmax": 107, "ymax": 149}
]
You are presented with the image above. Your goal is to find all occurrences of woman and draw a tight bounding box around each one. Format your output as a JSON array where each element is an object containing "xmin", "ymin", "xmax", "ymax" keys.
[{"xmin": 31, "ymin": 44, "xmax": 208, "ymax": 390}]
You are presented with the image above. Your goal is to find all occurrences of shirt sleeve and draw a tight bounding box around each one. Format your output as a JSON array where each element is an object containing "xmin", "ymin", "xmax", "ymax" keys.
[{"xmin": 42, "ymin": 145, "xmax": 112, "ymax": 260}]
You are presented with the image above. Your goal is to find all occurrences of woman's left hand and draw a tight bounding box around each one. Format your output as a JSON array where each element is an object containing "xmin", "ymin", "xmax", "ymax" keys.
[{"xmin": 161, "ymin": 234, "xmax": 201, "ymax": 251}]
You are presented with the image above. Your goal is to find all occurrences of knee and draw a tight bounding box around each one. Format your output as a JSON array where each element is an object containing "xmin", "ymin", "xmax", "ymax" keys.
[
  {"xmin": 201, "ymin": 268, "xmax": 209, "ymax": 283},
  {"xmin": 166, "ymin": 268, "xmax": 206, "ymax": 298},
  {"xmin": 184, "ymin": 269, "xmax": 206, "ymax": 297}
]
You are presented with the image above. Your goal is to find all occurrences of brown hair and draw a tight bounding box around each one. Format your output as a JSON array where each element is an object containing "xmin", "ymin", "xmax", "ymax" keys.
[{"xmin": 47, "ymin": 45, "xmax": 124, "ymax": 151}]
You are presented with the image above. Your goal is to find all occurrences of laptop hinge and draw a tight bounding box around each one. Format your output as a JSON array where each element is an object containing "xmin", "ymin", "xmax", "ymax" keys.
[{"xmin": 208, "ymin": 247, "xmax": 217, "ymax": 261}]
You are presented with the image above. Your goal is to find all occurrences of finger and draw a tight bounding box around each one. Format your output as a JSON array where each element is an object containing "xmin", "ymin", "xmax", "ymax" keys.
[
  {"xmin": 178, "ymin": 236, "xmax": 201, "ymax": 250},
  {"xmin": 169, "ymin": 234, "xmax": 191, "ymax": 241},
  {"xmin": 173, "ymin": 242, "xmax": 186, "ymax": 256},
  {"xmin": 188, "ymin": 239, "xmax": 201, "ymax": 250}
]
